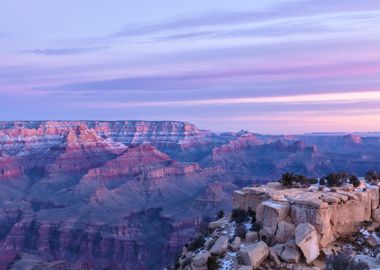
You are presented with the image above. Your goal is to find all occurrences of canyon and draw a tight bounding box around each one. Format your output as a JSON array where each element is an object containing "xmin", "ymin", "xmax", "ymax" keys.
[{"xmin": 1, "ymin": 121, "xmax": 380, "ymax": 269}]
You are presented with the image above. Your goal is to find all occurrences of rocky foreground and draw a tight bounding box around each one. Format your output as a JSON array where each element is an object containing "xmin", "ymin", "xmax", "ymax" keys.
[{"xmin": 172, "ymin": 180, "xmax": 380, "ymax": 269}]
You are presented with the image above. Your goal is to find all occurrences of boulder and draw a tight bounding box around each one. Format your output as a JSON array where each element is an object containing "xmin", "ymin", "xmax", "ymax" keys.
[
  {"xmin": 245, "ymin": 231, "xmax": 259, "ymax": 243},
  {"xmin": 320, "ymin": 194, "xmax": 340, "ymax": 204},
  {"xmin": 308, "ymin": 186, "xmax": 319, "ymax": 192},
  {"xmin": 366, "ymin": 234, "xmax": 380, "ymax": 247},
  {"xmin": 295, "ymin": 223, "xmax": 320, "ymax": 263},
  {"xmin": 259, "ymin": 228, "xmax": 274, "ymax": 245},
  {"xmin": 321, "ymin": 247, "xmax": 334, "ymax": 257},
  {"xmin": 271, "ymin": 243, "xmax": 285, "ymax": 257},
  {"xmin": 280, "ymin": 242, "xmax": 301, "ymax": 263},
  {"xmin": 210, "ymin": 236, "xmax": 229, "ymax": 256},
  {"xmin": 275, "ymin": 221, "xmax": 295, "ymax": 243},
  {"xmin": 341, "ymin": 183, "xmax": 354, "ymax": 192},
  {"xmin": 238, "ymin": 241, "xmax": 269, "ymax": 269},
  {"xmin": 204, "ymin": 238, "xmax": 214, "ymax": 249},
  {"xmin": 372, "ymin": 208, "xmax": 380, "ymax": 222},
  {"xmin": 266, "ymin": 182, "xmax": 283, "ymax": 190},
  {"xmin": 230, "ymin": 236, "xmax": 241, "ymax": 252},
  {"xmin": 268, "ymin": 247, "xmax": 281, "ymax": 266},
  {"xmin": 270, "ymin": 193, "xmax": 286, "ymax": 201},
  {"xmin": 193, "ymin": 250, "xmax": 210, "ymax": 267},
  {"xmin": 208, "ymin": 217, "xmax": 228, "ymax": 230},
  {"xmin": 259, "ymin": 201, "xmax": 289, "ymax": 235}
]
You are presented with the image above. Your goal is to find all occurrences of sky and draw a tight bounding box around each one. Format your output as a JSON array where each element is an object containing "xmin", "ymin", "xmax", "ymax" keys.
[{"xmin": 1, "ymin": 0, "xmax": 380, "ymax": 134}]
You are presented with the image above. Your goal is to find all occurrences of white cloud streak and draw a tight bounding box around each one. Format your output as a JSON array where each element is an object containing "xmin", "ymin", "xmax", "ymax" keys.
[{"xmin": 86, "ymin": 90, "xmax": 380, "ymax": 108}]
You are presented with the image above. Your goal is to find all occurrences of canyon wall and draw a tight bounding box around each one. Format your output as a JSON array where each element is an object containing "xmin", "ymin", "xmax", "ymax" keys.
[{"xmin": 1, "ymin": 121, "xmax": 380, "ymax": 269}]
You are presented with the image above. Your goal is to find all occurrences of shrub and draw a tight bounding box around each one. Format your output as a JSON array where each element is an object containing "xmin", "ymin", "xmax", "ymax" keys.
[
  {"xmin": 319, "ymin": 177, "xmax": 326, "ymax": 186},
  {"xmin": 323, "ymin": 172, "xmax": 360, "ymax": 187},
  {"xmin": 309, "ymin": 177, "xmax": 319, "ymax": 185},
  {"xmin": 365, "ymin": 170, "xmax": 380, "ymax": 182},
  {"xmin": 207, "ymin": 256, "xmax": 218, "ymax": 270},
  {"xmin": 325, "ymin": 172, "xmax": 351, "ymax": 187},
  {"xmin": 374, "ymin": 226, "xmax": 380, "ymax": 236},
  {"xmin": 230, "ymin": 209, "xmax": 248, "ymax": 223},
  {"xmin": 171, "ymin": 253, "xmax": 182, "ymax": 269},
  {"xmin": 324, "ymin": 253, "xmax": 369, "ymax": 270},
  {"xmin": 187, "ymin": 233, "xmax": 205, "ymax": 251},
  {"xmin": 349, "ymin": 175, "xmax": 360, "ymax": 188},
  {"xmin": 325, "ymin": 173, "xmax": 344, "ymax": 187},
  {"xmin": 279, "ymin": 172, "xmax": 364, "ymax": 188},
  {"xmin": 280, "ymin": 172, "xmax": 295, "ymax": 187},
  {"xmin": 236, "ymin": 223, "xmax": 247, "ymax": 239},
  {"xmin": 247, "ymin": 207, "xmax": 256, "ymax": 223},
  {"xmin": 217, "ymin": 210, "xmax": 224, "ymax": 219},
  {"xmin": 362, "ymin": 221, "xmax": 372, "ymax": 228},
  {"xmin": 279, "ymin": 173, "xmax": 319, "ymax": 188},
  {"xmin": 198, "ymin": 222, "xmax": 211, "ymax": 236},
  {"xmin": 251, "ymin": 222, "xmax": 262, "ymax": 232},
  {"xmin": 296, "ymin": 174, "xmax": 310, "ymax": 185}
]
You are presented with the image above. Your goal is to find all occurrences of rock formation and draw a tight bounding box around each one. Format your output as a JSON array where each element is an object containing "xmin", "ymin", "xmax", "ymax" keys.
[
  {"xmin": 233, "ymin": 182, "xmax": 379, "ymax": 247},
  {"xmin": 172, "ymin": 180, "xmax": 380, "ymax": 269}
]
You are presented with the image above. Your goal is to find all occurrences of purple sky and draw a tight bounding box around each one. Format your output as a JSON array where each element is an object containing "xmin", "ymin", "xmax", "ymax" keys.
[{"xmin": 1, "ymin": 0, "xmax": 380, "ymax": 134}]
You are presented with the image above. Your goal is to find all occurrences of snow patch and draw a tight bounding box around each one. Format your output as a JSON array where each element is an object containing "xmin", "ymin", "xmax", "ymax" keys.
[
  {"xmin": 244, "ymin": 222, "xmax": 252, "ymax": 231},
  {"xmin": 219, "ymin": 257, "xmax": 234, "ymax": 270}
]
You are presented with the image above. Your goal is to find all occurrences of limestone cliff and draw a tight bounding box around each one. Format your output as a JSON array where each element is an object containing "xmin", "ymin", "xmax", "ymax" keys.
[{"xmin": 172, "ymin": 181, "xmax": 380, "ymax": 270}]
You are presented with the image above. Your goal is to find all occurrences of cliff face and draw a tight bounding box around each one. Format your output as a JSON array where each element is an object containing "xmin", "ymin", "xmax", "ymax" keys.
[
  {"xmin": 0, "ymin": 121, "xmax": 231, "ymax": 269},
  {"xmin": 173, "ymin": 181, "xmax": 380, "ymax": 270},
  {"xmin": 1, "ymin": 121, "xmax": 380, "ymax": 269},
  {"xmin": 233, "ymin": 182, "xmax": 379, "ymax": 247},
  {"xmin": 1, "ymin": 209, "xmax": 177, "ymax": 270}
]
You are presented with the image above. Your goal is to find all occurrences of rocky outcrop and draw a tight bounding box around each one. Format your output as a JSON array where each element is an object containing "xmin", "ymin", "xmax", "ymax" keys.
[
  {"xmin": 81, "ymin": 144, "xmax": 199, "ymax": 182},
  {"xmin": 212, "ymin": 133, "xmax": 262, "ymax": 157},
  {"xmin": 173, "ymin": 180, "xmax": 380, "ymax": 269},
  {"xmin": 234, "ymin": 182, "xmax": 380, "ymax": 248}
]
